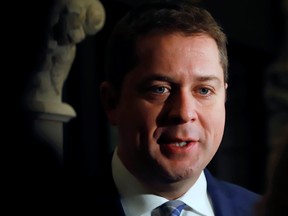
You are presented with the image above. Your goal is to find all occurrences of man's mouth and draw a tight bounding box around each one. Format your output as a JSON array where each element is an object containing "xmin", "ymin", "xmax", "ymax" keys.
[
  {"xmin": 174, "ymin": 141, "xmax": 188, "ymax": 147},
  {"xmin": 158, "ymin": 136, "xmax": 194, "ymax": 146}
]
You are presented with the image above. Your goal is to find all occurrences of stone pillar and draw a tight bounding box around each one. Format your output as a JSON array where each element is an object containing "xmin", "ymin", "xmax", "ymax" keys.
[
  {"xmin": 24, "ymin": 0, "xmax": 105, "ymax": 161},
  {"xmin": 264, "ymin": 0, "xmax": 288, "ymax": 183}
]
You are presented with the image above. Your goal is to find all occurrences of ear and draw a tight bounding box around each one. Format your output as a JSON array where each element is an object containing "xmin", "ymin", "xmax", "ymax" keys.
[
  {"xmin": 225, "ymin": 83, "xmax": 228, "ymax": 102},
  {"xmin": 100, "ymin": 81, "xmax": 119, "ymax": 125}
]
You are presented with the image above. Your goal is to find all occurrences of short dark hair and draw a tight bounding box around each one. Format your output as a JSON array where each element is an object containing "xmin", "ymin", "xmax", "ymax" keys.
[{"xmin": 104, "ymin": 1, "xmax": 228, "ymax": 91}]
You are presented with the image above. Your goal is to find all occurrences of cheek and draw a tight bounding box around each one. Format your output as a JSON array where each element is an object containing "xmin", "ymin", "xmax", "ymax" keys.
[
  {"xmin": 211, "ymin": 109, "xmax": 226, "ymax": 142},
  {"xmin": 127, "ymin": 104, "xmax": 163, "ymax": 146},
  {"xmin": 117, "ymin": 102, "xmax": 159, "ymax": 133},
  {"xmin": 201, "ymin": 105, "xmax": 226, "ymax": 140},
  {"xmin": 117, "ymin": 105, "xmax": 161, "ymax": 156}
]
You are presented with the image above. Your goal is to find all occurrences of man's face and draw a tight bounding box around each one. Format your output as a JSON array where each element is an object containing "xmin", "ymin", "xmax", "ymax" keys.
[{"xmin": 105, "ymin": 33, "xmax": 227, "ymax": 186}]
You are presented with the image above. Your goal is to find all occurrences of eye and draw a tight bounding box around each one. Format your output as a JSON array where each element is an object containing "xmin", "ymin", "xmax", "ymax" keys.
[
  {"xmin": 198, "ymin": 87, "xmax": 210, "ymax": 95},
  {"xmin": 150, "ymin": 86, "xmax": 169, "ymax": 94}
]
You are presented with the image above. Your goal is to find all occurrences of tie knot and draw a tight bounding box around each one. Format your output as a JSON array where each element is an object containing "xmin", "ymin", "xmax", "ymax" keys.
[{"xmin": 152, "ymin": 200, "xmax": 186, "ymax": 216}]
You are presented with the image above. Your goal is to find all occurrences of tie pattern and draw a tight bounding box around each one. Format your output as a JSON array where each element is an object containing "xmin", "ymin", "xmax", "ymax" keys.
[{"xmin": 152, "ymin": 200, "xmax": 186, "ymax": 216}]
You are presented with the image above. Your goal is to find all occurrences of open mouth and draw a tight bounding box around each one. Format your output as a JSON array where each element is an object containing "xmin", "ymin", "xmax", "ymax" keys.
[
  {"xmin": 158, "ymin": 136, "xmax": 192, "ymax": 146},
  {"xmin": 174, "ymin": 141, "xmax": 188, "ymax": 147}
]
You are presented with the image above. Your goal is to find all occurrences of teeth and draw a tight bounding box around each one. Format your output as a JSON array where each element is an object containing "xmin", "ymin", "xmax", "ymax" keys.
[{"xmin": 175, "ymin": 141, "xmax": 187, "ymax": 147}]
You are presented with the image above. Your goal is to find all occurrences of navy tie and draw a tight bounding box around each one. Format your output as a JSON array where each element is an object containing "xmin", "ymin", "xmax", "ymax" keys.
[{"xmin": 152, "ymin": 200, "xmax": 186, "ymax": 216}]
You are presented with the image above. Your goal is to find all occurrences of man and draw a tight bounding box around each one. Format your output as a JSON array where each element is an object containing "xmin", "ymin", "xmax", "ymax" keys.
[{"xmin": 99, "ymin": 1, "xmax": 261, "ymax": 215}]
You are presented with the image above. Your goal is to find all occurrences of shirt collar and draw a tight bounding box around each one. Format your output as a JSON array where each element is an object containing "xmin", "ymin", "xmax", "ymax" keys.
[{"xmin": 112, "ymin": 148, "xmax": 214, "ymax": 216}]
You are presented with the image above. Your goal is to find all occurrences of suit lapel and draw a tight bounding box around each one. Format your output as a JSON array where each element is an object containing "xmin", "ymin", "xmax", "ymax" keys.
[
  {"xmin": 205, "ymin": 169, "xmax": 237, "ymax": 216},
  {"xmin": 204, "ymin": 168, "xmax": 261, "ymax": 216}
]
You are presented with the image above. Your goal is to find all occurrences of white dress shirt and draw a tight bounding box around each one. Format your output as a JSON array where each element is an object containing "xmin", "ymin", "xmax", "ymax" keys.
[{"xmin": 112, "ymin": 149, "xmax": 215, "ymax": 216}]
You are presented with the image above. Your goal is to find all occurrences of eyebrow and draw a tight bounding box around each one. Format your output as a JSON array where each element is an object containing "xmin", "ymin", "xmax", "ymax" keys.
[
  {"xmin": 142, "ymin": 75, "xmax": 174, "ymax": 83},
  {"xmin": 195, "ymin": 75, "xmax": 222, "ymax": 85},
  {"xmin": 141, "ymin": 74, "xmax": 222, "ymax": 85}
]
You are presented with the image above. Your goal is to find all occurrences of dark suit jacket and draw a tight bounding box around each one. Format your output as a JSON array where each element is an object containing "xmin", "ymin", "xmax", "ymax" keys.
[
  {"xmin": 204, "ymin": 169, "xmax": 261, "ymax": 216},
  {"xmin": 68, "ymin": 158, "xmax": 261, "ymax": 216}
]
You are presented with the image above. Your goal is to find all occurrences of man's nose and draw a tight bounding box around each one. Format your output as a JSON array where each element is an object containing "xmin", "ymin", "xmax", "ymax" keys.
[{"xmin": 166, "ymin": 91, "xmax": 197, "ymax": 124}]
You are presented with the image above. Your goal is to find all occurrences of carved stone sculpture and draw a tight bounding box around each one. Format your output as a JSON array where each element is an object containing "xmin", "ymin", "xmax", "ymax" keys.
[{"xmin": 25, "ymin": 0, "xmax": 105, "ymax": 121}]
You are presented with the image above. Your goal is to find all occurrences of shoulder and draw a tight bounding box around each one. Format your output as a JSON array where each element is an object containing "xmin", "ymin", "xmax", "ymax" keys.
[
  {"xmin": 204, "ymin": 169, "xmax": 261, "ymax": 215},
  {"xmin": 204, "ymin": 168, "xmax": 260, "ymax": 197}
]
